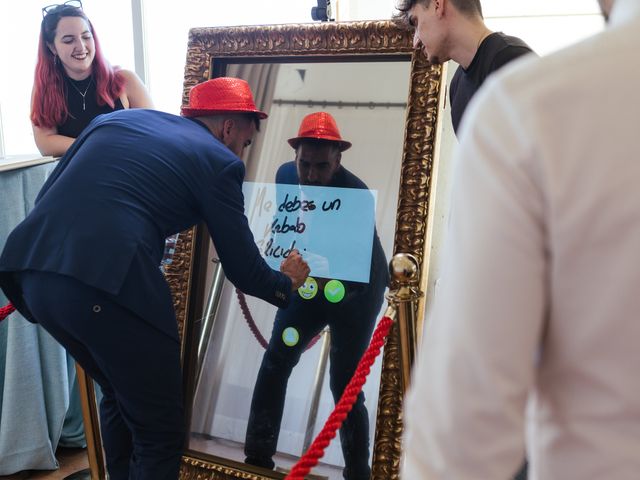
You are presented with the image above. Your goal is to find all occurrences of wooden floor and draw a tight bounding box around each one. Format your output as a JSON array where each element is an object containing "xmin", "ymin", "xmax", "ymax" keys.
[{"xmin": 0, "ymin": 448, "xmax": 89, "ymax": 480}]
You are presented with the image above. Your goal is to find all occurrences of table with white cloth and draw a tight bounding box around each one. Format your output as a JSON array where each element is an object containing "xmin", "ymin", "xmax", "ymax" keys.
[{"xmin": 0, "ymin": 156, "xmax": 86, "ymax": 475}]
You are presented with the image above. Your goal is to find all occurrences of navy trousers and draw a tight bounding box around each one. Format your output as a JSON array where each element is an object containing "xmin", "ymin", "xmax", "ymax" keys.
[
  {"xmin": 18, "ymin": 271, "xmax": 184, "ymax": 480},
  {"xmin": 244, "ymin": 278, "xmax": 386, "ymax": 480}
]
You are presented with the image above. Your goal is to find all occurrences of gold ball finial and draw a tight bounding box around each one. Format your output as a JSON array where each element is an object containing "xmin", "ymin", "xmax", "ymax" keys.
[{"xmin": 390, "ymin": 253, "xmax": 419, "ymax": 283}]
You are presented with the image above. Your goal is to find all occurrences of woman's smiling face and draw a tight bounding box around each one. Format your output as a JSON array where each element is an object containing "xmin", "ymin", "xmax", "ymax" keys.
[{"xmin": 49, "ymin": 16, "xmax": 95, "ymax": 79}]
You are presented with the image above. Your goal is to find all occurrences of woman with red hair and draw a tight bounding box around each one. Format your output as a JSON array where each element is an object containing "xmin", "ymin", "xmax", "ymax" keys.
[{"xmin": 31, "ymin": 1, "xmax": 152, "ymax": 156}]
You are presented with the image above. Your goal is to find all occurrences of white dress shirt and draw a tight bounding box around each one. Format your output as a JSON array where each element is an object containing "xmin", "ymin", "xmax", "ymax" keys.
[{"xmin": 402, "ymin": 1, "xmax": 640, "ymax": 478}]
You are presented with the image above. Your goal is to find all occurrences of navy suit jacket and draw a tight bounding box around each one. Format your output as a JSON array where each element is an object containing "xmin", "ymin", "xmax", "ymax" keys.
[{"xmin": 0, "ymin": 109, "xmax": 291, "ymax": 340}]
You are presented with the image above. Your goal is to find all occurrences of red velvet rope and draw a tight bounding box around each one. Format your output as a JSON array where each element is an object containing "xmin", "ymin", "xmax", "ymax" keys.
[
  {"xmin": 0, "ymin": 302, "xmax": 16, "ymax": 322},
  {"xmin": 285, "ymin": 314, "xmax": 395, "ymax": 480},
  {"xmin": 235, "ymin": 288, "xmax": 321, "ymax": 351},
  {"xmin": 235, "ymin": 288, "xmax": 269, "ymax": 349}
]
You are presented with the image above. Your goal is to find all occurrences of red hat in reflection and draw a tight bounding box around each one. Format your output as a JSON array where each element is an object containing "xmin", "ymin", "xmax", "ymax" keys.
[
  {"xmin": 181, "ymin": 77, "xmax": 268, "ymax": 119},
  {"xmin": 288, "ymin": 112, "xmax": 352, "ymax": 152}
]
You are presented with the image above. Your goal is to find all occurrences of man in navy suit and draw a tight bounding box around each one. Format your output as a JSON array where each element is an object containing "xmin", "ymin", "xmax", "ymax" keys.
[
  {"xmin": 244, "ymin": 112, "xmax": 389, "ymax": 480},
  {"xmin": 0, "ymin": 77, "xmax": 309, "ymax": 480}
]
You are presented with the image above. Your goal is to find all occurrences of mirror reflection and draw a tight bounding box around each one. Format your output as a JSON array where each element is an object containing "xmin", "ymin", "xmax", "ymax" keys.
[{"xmin": 188, "ymin": 60, "xmax": 411, "ymax": 479}]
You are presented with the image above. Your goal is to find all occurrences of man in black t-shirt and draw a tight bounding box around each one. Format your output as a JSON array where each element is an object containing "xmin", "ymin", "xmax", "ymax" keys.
[
  {"xmin": 397, "ymin": 0, "xmax": 534, "ymax": 134},
  {"xmin": 244, "ymin": 112, "xmax": 389, "ymax": 480}
]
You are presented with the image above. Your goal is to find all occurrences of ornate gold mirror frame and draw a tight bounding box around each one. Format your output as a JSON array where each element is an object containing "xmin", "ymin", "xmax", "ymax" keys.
[{"xmin": 157, "ymin": 19, "xmax": 445, "ymax": 480}]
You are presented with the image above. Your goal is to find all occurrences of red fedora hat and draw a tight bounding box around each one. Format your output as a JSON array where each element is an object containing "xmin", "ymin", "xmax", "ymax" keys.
[
  {"xmin": 288, "ymin": 112, "xmax": 351, "ymax": 151},
  {"xmin": 181, "ymin": 77, "xmax": 268, "ymax": 119}
]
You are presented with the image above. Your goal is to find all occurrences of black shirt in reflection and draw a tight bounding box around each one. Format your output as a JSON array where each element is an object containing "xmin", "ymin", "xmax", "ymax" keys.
[{"xmin": 275, "ymin": 161, "xmax": 389, "ymax": 291}]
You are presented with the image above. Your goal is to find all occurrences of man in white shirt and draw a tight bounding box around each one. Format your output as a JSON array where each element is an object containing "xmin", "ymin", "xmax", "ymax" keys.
[{"xmin": 402, "ymin": 0, "xmax": 640, "ymax": 478}]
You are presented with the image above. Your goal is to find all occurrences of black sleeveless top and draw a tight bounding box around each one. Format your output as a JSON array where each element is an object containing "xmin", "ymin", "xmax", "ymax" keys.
[{"xmin": 58, "ymin": 74, "xmax": 125, "ymax": 138}]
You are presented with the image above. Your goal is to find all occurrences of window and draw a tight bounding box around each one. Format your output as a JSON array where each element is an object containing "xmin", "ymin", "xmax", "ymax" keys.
[{"xmin": 0, "ymin": 0, "xmax": 133, "ymax": 156}]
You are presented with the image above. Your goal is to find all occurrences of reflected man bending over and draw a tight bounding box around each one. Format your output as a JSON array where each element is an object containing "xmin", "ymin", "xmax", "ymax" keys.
[{"xmin": 244, "ymin": 112, "xmax": 389, "ymax": 480}]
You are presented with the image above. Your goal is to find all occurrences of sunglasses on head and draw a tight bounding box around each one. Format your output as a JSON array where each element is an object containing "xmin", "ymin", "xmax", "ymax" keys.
[{"xmin": 42, "ymin": 0, "xmax": 83, "ymax": 18}]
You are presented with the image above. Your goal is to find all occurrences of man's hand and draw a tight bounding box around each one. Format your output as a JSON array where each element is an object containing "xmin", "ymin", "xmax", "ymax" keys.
[{"xmin": 281, "ymin": 249, "xmax": 310, "ymax": 291}]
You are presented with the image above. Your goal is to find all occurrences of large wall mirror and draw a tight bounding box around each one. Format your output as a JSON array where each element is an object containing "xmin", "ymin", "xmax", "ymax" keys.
[{"xmin": 161, "ymin": 20, "xmax": 444, "ymax": 480}]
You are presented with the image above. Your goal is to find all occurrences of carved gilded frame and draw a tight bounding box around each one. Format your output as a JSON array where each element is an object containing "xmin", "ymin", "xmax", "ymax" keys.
[{"xmin": 162, "ymin": 19, "xmax": 445, "ymax": 480}]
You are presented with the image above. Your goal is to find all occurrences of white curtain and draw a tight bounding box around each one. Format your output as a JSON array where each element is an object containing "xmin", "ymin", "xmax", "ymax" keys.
[{"xmin": 226, "ymin": 63, "xmax": 281, "ymax": 180}]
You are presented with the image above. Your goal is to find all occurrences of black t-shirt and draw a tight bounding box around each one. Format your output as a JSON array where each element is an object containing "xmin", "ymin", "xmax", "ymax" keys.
[
  {"xmin": 450, "ymin": 32, "xmax": 533, "ymax": 135},
  {"xmin": 276, "ymin": 161, "xmax": 390, "ymax": 293},
  {"xmin": 58, "ymin": 74, "xmax": 125, "ymax": 138}
]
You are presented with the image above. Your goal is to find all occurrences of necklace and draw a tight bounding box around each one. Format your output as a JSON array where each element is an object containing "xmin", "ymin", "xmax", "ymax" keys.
[{"xmin": 68, "ymin": 77, "xmax": 93, "ymax": 111}]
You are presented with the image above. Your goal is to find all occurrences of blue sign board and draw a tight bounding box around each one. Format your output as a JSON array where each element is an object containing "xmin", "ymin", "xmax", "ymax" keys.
[{"xmin": 243, "ymin": 182, "xmax": 377, "ymax": 283}]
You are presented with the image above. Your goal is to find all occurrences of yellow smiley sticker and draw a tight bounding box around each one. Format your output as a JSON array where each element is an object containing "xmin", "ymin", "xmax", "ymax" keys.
[{"xmin": 298, "ymin": 277, "xmax": 318, "ymax": 300}]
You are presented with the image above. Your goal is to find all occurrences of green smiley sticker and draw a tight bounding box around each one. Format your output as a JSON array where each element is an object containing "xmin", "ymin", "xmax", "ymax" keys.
[
  {"xmin": 282, "ymin": 327, "xmax": 300, "ymax": 347},
  {"xmin": 324, "ymin": 279, "xmax": 346, "ymax": 303},
  {"xmin": 298, "ymin": 277, "xmax": 318, "ymax": 300}
]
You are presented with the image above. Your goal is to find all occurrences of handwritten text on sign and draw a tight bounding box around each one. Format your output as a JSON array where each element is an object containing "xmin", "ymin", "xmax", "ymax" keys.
[{"xmin": 243, "ymin": 182, "xmax": 376, "ymax": 283}]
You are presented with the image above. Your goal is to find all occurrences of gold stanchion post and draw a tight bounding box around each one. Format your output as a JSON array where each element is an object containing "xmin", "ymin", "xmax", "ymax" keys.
[{"xmin": 388, "ymin": 253, "xmax": 422, "ymax": 393}]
